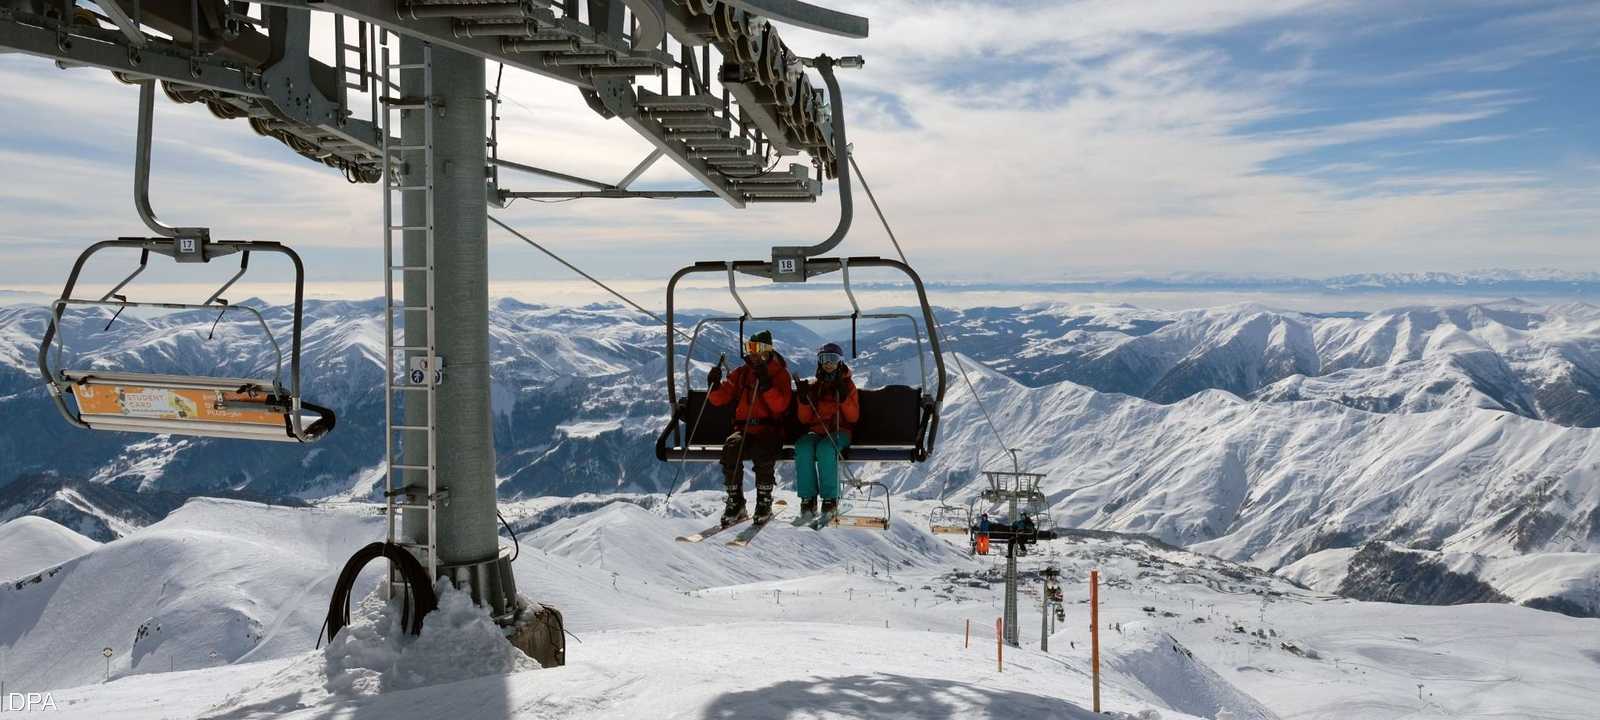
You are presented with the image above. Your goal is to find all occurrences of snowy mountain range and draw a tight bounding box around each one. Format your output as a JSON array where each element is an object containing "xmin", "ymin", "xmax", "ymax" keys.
[
  {"xmin": 937, "ymin": 269, "xmax": 1600, "ymax": 294},
  {"xmin": 2, "ymin": 297, "xmax": 1598, "ymax": 617}
]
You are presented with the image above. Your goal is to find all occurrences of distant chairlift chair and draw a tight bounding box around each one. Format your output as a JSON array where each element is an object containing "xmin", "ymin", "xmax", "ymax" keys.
[
  {"xmin": 928, "ymin": 503, "xmax": 970, "ymax": 535},
  {"xmin": 655, "ymin": 257, "xmax": 948, "ymax": 530},
  {"xmin": 38, "ymin": 238, "xmax": 335, "ymax": 442}
]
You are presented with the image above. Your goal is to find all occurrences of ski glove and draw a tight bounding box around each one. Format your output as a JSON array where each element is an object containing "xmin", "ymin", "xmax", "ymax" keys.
[{"xmin": 707, "ymin": 365, "xmax": 723, "ymax": 387}]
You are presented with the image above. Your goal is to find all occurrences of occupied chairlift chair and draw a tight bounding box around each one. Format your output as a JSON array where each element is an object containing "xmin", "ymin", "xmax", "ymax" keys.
[
  {"xmin": 653, "ymin": 258, "xmax": 947, "ymax": 528},
  {"xmin": 971, "ymin": 467, "xmax": 1052, "ymax": 554},
  {"xmin": 35, "ymin": 80, "xmax": 334, "ymax": 443}
]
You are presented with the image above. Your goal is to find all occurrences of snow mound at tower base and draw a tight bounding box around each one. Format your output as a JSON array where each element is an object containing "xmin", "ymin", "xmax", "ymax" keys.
[{"xmin": 201, "ymin": 583, "xmax": 538, "ymax": 717}]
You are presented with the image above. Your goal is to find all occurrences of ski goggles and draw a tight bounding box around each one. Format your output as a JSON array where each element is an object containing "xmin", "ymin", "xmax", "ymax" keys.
[
  {"xmin": 743, "ymin": 340, "xmax": 773, "ymax": 356},
  {"xmin": 816, "ymin": 351, "xmax": 842, "ymax": 366}
]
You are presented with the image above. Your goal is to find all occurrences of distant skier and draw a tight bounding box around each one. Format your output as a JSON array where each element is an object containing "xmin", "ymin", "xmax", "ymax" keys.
[
  {"xmin": 975, "ymin": 513, "xmax": 991, "ymax": 555},
  {"xmin": 707, "ymin": 330, "xmax": 793, "ymax": 526},
  {"xmin": 793, "ymin": 343, "xmax": 860, "ymax": 523}
]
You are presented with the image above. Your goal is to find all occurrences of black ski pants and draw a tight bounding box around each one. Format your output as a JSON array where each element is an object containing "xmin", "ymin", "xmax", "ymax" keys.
[{"xmin": 721, "ymin": 430, "xmax": 781, "ymax": 496}]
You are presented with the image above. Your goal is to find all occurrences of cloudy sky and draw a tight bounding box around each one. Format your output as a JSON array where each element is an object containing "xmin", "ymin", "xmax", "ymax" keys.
[{"xmin": 1, "ymin": 0, "xmax": 1597, "ymax": 298}]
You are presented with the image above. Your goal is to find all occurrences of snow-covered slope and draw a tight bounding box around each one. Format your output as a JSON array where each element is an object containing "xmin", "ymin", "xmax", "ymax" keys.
[
  {"xmin": 11, "ymin": 499, "xmax": 1600, "ymax": 720},
  {"xmin": 0, "ymin": 499, "xmax": 384, "ymax": 691},
  {"xmin": 524, "ymin": 499, "xmax": 967, "ymax": 591},
  {"xmin": 0, "ymin": 515, "xmax": 98, "ymax": 580}
]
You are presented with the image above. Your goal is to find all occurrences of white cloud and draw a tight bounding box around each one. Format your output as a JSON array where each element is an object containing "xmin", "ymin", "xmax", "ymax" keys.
[{"xmin": 0, "ymin": 0, "xmax": 1596, "ymax": 293}]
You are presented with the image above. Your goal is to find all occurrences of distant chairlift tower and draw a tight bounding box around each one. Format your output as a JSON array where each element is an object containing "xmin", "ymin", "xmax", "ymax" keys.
[
  {"xmin": 980, "ymin": 450, "xmax": 1051, "ymax": 647},
  {"xmin": 1040, "ymin": 565, "xmax": 1061, "ymax": 652}
]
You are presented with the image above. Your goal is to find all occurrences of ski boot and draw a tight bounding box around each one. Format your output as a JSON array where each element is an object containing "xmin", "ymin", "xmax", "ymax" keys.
[
  {"xmin": 813, "ymin": 498, "xmax": 840, "ymax": 529},
  {"xmin": 798, "ymin": 497, "xmax": 818, "ymax": 522},
  {"xmin": 752, "ymin": 489, "xmax": 775, "ymax": 524},
  {"xmin": 720, "ymin": 493, "xmax": 748, "ymax": 528}
]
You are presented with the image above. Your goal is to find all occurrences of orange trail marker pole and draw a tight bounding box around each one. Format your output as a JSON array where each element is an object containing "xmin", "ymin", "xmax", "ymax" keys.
[
  {"xmin": 992, "ymin": 614, "xmax": 1004, "ymax": 672},
  {"xmin": 1091, "ymin": 569, "xmax": 1102, "ymax": 713}
]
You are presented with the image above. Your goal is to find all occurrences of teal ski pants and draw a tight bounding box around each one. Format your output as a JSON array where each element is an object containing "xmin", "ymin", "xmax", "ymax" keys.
[{"xmin": 794, "ymin": 431, "xmax": 850, "ymax": 500}]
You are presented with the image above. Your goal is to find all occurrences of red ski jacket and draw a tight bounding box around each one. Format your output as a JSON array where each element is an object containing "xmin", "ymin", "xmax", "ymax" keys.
[
  {"xmin": 797, "ymin": 366, "xmax": 860, "ymax": 436},
  {"xmin": 708, "ymin": 354, "xmax": 793, "ymax": 435}
]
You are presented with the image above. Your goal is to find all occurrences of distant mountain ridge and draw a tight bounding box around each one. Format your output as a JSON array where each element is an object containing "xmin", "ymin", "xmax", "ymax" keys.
[{"xmin": 915, "ymin": 268, "xmax": 1600, "ymax": 294}]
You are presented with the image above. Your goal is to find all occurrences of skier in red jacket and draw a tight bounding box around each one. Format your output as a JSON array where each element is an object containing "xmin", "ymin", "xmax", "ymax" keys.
[{"xmin": 706, "ymin": 330, "xmax": 793, "ymax": 526}]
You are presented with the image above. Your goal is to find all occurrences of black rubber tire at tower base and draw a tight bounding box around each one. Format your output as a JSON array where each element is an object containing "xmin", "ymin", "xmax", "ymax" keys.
[{"xmin": 325, "ymin": 541, "xmax": 438, "ymax": 644}]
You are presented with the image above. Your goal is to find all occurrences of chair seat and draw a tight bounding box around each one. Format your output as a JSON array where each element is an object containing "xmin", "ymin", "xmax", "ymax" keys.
[{"xmin": 59, "ymin": 370, "xmax": 332, "ymax": 442}]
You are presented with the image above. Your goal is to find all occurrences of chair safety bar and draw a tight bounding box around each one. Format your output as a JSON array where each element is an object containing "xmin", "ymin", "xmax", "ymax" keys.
[{"xmin": 37, "ymin": 238, "xmax": 335, "ymax": 443}]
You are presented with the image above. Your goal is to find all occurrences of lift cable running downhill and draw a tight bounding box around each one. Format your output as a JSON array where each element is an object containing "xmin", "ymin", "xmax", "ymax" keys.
[
  {"xmin": 484, "ymin": 213, "xmax": 704, "ymax": 512},
  {"xmin": 487, "ymin": 215, "xmax": 692, "ymax": 343}
]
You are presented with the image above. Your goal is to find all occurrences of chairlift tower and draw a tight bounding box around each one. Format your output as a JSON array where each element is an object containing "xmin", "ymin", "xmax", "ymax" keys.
[
  {"xmin": 390, "ymin": 38, "xmax": 512, "ymax": 614},
  {"xmin": 1039, "ymin": 565, "xmax": 1060, "ymax": 652},
  {"xmin": 980, "ymin": 450, "xmax": 1049, "ymax": 647}
]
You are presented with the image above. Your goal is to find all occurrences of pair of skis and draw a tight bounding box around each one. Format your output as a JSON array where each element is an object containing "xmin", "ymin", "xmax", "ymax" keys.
[
  {"xmin": 675, "ymin": 500, "xmax": 858, "ymax": 547},
  {"xmin": 791, "ymin": 502, "xmax": 853, "ymax": 531},
  {"xmin": 675, "ymin": 500, "xmax": 789, "ymax": 547}
]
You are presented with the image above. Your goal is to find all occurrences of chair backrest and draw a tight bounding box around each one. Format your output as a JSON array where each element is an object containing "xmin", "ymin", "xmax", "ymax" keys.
[
  {"xmin": 682, "ymin": 390, "xmax": 737, "ymax": 445},
  {"xmin": 851, "ymin": 385, "xmax": 921, "ymax": 446}
]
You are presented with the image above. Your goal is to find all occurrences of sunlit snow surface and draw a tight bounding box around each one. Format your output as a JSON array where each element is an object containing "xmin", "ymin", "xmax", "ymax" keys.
[{"xmin": 3, "ymin": 498, "xmax": 1598, "ymax": 720}]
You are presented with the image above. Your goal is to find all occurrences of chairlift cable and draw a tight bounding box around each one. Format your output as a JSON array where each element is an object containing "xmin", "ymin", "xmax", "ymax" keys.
[
  {"xmin": 661, "ymin": 361, "xmax": 745, "ymax": 510},
  {"xmin": 487, "ymin": 215, "xmax": 692, "ymax": 342},
  {"xmin": 849, "ymin": 154, "xmax": 911, "ymax": 268},
  {"xmin": 848, "ymin": 155, "xmax": 1015, "ymax": 465}
]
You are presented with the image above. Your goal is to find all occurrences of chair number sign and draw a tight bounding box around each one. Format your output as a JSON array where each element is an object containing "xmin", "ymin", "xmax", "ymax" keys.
[{"xmin": 777, "ymin": 258, "xmax": 797, "ymax": 275}]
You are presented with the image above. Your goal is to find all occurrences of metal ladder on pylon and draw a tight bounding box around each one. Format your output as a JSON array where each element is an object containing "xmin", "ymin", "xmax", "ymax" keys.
[{"xmin": 380, "ymin": 41, "xmax": 443, "ymax": 591}]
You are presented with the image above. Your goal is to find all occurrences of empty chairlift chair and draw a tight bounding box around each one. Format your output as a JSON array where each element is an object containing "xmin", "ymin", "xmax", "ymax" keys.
[
  {"xmin": 654, "ymin": 257, "xmax": 948, "ymax": 527},
  {"xmin": 928, "ymin": 503, "xmax": 970, "ymax": 535},
  {"xmin": 37, "ymin": 238, "xmax": 335, "ymax": 443}
]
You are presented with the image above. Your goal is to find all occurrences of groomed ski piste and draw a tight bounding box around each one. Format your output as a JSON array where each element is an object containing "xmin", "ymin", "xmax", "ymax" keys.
[{"xmin": 4, "ymin": 497, "xmax": 1598, "ymax": 720}]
